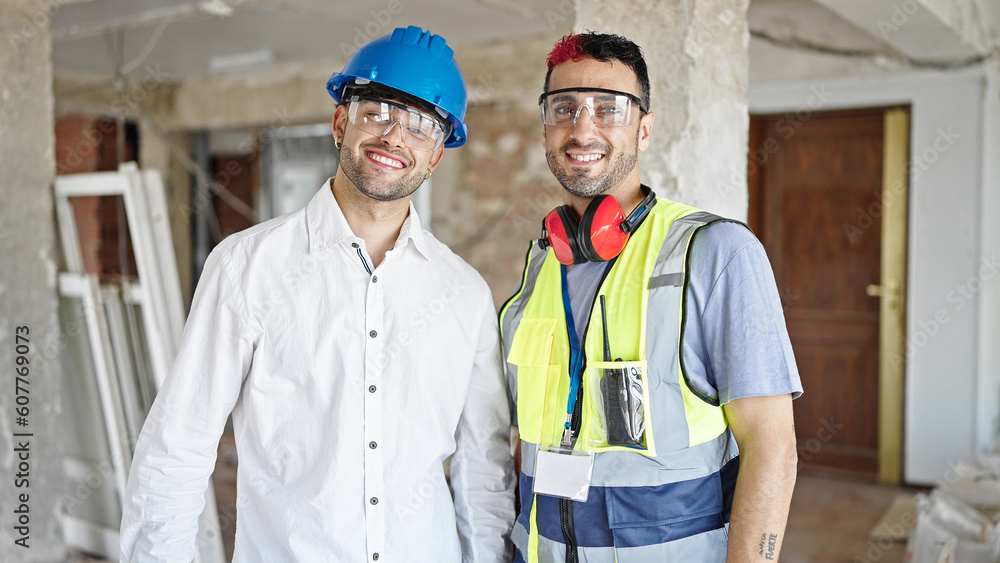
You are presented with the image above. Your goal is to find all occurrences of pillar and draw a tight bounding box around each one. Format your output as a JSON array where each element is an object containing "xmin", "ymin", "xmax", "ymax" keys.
[{"xmin": 0, "ymin": 1, "xmax": 66, "ymax": 561}]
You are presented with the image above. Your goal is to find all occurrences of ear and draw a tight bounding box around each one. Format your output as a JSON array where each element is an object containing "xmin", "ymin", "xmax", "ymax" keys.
[
  {"xmin": 426, "ymin": 143, "xmax": 445, "ymax": 172},
  {"xmin": 637, "ymin": 111, "xmax": 655, "ymax": 152},
  {"xmin": 332, "ymin": 105, "xmax": 348, "ymax": 145}
]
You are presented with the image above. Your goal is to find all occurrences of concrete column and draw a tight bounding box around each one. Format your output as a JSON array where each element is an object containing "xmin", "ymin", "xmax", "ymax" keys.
[
  {"xmin": 0, "ymin": 2, "xmax": 66, "ymax": 561},
  {"xmin": 575, "ymin": 0, "xmax": 750, "ymax": 220}
]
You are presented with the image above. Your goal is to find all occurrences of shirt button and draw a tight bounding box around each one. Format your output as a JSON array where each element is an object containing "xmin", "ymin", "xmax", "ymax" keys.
[
  {"xmin": 373, "ymin": 554, "xmax": 379, "ymax": 561},
  {"xmin": 352, "ymin": 242, "xmax": 360, "ymax": 248},
  {"xmin": 372, "ymin": 275, "xmax": 378, "ymax": 283},
  {"xmin": 369, "ymin": 441, "xmax": 377, "ymax": 449},
  {"xmin": 368, "ymin": 385, "xmax": 376, "ymax": 393},
  {"xmin": 369, "ymin": 330, "xmax": 377, "ymax": 338},
  {"xmin": 370, "ymin": 497, "xmax": 378, "ymax": 505}
]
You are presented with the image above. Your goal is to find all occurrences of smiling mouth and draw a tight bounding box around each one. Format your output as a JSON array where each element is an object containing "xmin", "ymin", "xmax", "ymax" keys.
[
  {"xmin": 567, "ymin": 153, "xmax": 605, "ymax": 164},
  {"xmin": 366, "ymin": 150, "xmax": 406, "ymax": 169}
]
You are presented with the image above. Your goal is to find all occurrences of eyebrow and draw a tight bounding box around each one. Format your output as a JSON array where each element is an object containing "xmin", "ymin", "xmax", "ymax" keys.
[
  {"xmin": 587, "ymin": 93, "xmax": 619, "ymax": 102},
  {"xmin": 549, "ymin": 93, "xmax": 577, "ymax": 103},
  {"xmin": 549, "ymin": 92, "xmax": 620, "ymax": 103}
]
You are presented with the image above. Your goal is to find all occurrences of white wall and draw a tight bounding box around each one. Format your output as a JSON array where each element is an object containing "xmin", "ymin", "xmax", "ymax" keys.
[{"xmin": 750, "ymin": 68, "xmax": 994, "ymax": 484}]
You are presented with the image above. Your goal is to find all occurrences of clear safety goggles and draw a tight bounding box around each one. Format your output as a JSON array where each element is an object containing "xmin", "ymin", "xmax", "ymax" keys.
[
  {"xmin": 347, "ymin": 96, "xmax": 448, "ymax": 152},
  {"xmin": 539, "ymin": 87, "xmax": 648, "ymax": 128}
]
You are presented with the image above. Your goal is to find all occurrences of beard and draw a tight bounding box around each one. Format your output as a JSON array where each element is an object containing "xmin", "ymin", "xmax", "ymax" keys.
[
  {"xmin": 545, "ymin": 134, "xmax": 639, "ymax": 198},
  {"xmin": 339, "ymin": 141, "xmax": 423, "ymax": 202}
]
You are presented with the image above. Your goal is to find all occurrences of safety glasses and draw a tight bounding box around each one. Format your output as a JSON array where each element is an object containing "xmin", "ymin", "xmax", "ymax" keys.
[
  {"xmin": 538, "ymin": 87, "xmax": 648, "ymax": 128},
  {"xmin": 347, "ymin": 96, "xmax": 448, "ymax": 152}
]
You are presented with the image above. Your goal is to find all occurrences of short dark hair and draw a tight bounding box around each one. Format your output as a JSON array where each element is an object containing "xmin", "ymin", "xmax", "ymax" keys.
[
  {"xmin": 340, "ymin": 82, "xmax": 451, "ymax": 133},
  {"xmin": 543, "ymin": 32, "xmax": 651, "ymax": 111}
]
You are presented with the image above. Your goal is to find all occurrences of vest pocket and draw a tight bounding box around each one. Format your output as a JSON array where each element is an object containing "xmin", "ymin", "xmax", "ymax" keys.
[
  {"xmin": 581, "ymin": 360, "xmax": 657, "ymax": 456},
  {"xmin": 506, "ymin": 317, "xmax": 558, "ymax": 445},
  {"xmin": 605, "ymin": 476, "xmax": 726, "ymax": 550}
]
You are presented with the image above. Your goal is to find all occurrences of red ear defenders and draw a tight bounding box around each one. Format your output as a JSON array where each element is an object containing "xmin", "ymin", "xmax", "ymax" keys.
[{"xmin": 540, "ymin": 186, "xmax": 657, "ymax": 265}]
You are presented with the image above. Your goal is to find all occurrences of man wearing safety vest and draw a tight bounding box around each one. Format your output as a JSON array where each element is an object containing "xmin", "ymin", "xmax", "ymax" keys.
[
  {"xmin": 121, "ymin": 27, "xmax": 515, "ymax": 562},
  {"xmin": 500, "ymin": 32, "xmax": 803, "ymax": 562}
]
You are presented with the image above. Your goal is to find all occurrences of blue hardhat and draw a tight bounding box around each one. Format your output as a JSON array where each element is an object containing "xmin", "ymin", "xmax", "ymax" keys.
[{"xmin": 327, "ymin": 26, "xmax": 469, "ymax": 148}]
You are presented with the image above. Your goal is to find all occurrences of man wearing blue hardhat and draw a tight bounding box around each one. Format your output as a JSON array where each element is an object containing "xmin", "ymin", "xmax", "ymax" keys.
[{"xmin": 120, "ymin": 26, "xmax": 515, "ymax": 562}]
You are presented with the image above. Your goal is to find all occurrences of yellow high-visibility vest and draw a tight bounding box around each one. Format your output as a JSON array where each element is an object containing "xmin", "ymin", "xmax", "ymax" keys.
[{"xmin": 500, "ymin": 197, "xmax": 742, "ymax": 562}]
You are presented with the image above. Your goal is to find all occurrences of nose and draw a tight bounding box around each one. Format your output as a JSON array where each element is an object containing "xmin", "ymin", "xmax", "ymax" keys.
[
  {"xmin": 570, "ymin": 104, "xmax": 599, "ymax": 142},
  {"xmin": 378, "ymin": 120, "xmax": 407, "ymax": 148}
]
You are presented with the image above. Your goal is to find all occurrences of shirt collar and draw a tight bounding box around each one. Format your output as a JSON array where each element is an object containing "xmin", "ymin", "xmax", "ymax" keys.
[{"xmin": 307, "ymin": 179, "xmax": 431, "ymax": 260}]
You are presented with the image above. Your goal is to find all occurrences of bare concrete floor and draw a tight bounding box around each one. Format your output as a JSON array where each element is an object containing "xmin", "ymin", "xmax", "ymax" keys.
[{"xmin": 781, "ymin": 471, "xmax": 914, "ymax": 563}]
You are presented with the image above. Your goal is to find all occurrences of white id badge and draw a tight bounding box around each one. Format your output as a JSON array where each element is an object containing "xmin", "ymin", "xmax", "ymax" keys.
[{"xmin": 533, "ymin": 448, "xmax": 595, "ymax": 502}]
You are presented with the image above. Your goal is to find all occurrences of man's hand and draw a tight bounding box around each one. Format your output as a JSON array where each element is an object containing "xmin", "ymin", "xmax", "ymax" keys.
[{"xmin": 723, "ymin": 393, "xmax": 798, "ymax": 562}]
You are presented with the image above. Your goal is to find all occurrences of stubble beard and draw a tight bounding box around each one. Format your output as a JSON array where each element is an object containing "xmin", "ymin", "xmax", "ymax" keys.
[
  {"xmin": 545, "ymin": 134, "xmax": 639, "ymax": 198},
  {"xmin": 339, "ymin": 142, "xmax": 423, "ymax": 202}
]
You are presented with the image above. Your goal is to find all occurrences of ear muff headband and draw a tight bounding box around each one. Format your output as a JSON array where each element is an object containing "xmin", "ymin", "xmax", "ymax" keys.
[{"xmin": 621, "ymin": 185, "xmax": 656, "ymax": 234}]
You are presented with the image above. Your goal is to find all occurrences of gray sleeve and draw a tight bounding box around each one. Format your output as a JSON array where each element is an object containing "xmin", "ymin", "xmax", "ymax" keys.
[{"xmin": 681, "ymin": 222, "xmax": 803, "ymax": 405}]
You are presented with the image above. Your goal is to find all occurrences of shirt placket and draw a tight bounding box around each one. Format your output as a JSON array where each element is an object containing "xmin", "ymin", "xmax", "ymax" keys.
[{"xmin": 363, "ymin": 268, "xmax": 385, "ymax": 561}]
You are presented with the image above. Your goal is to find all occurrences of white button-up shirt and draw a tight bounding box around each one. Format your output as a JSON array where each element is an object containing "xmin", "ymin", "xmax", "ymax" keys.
[{"xmin": 120, "ymin": 181, "xmax": 515, "ymax": 562}]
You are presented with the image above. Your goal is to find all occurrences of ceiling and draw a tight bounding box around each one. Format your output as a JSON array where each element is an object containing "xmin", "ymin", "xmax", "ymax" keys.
[
  {"xmin": 51, "ymin": 0, "xmax": 569, "ymax": 79},
  {"xmin": 51, "ymin": 0, "xmax": 987, "ymax": 87}
]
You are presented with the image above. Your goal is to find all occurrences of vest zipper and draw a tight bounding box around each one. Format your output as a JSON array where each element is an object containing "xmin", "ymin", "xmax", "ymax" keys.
[
  {"xmin": 559, "ymin": 498, "xmax": 578, "ymax": 563},
  {"xmin": 561, "ymin": 256, "xmax": 618, "ymax": 563}
]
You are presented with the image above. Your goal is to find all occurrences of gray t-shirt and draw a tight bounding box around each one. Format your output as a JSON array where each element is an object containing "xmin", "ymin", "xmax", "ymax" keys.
[{"xmin": 565, "ymin": 221, "xmax": 802, "ymax": 405}]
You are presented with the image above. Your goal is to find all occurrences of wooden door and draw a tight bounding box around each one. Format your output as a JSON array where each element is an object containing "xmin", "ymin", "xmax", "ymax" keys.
[{"xmin": 748, "ymin": 109, "xmax": 889, "ymax": 477}]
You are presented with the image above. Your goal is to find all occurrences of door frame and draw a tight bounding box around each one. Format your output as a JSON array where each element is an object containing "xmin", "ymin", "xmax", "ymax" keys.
[{"xmin": 878, "ymin": 108, "xmax": 910, "ymax": 484}]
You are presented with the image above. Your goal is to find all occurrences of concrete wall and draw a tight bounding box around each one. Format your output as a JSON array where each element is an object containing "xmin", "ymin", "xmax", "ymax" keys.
[
  {"xmin": 576, "ymin": 0, "xmax": 751, "ymax": 220},
  {"xmin": 0, "ymin": 2, "xmax": 66, "ymax": 561}
]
